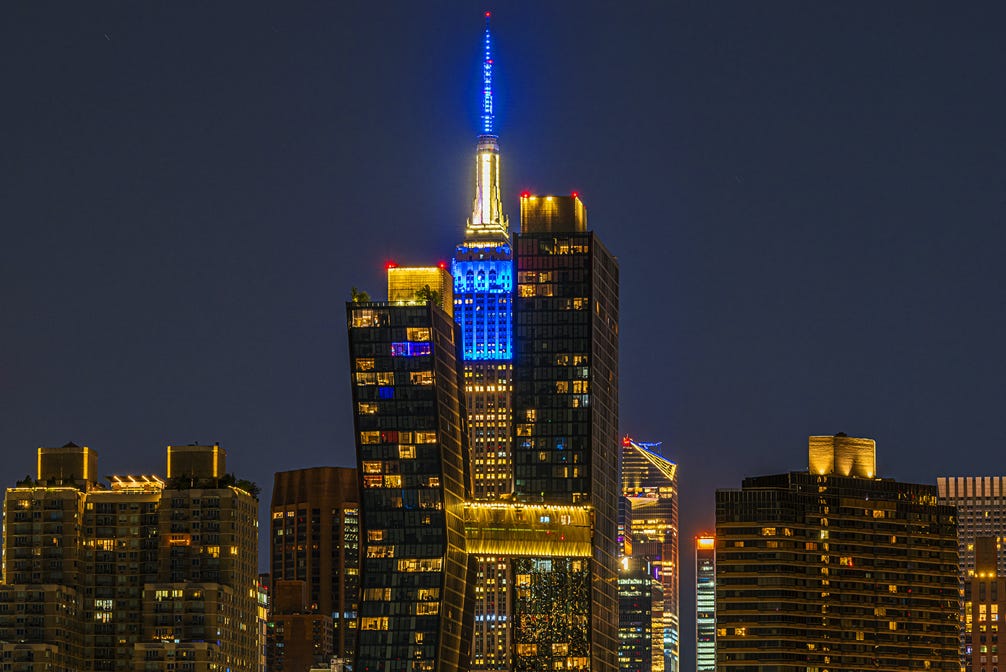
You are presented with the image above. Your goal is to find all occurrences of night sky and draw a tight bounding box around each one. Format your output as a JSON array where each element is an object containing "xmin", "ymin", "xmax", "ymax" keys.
[{"xmin": 4, "ymin": 3, "xmax": 1006, "ymax": 668}]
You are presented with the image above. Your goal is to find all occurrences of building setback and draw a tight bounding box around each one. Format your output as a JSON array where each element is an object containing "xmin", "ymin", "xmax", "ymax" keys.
[{"xmin": 715, "ymin": 434, "xmax": 960, "ymax": 672}]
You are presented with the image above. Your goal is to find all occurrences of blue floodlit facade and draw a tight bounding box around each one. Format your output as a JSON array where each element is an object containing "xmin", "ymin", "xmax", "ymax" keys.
[{"xmin": 452, "ymin": 247, "xmax": 513, "ymax": 362}]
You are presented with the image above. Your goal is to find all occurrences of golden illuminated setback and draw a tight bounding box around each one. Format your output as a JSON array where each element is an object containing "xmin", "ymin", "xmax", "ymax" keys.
[{"xmin": 463, "ymin": 502, "xmax": 593, "ymax": 557}]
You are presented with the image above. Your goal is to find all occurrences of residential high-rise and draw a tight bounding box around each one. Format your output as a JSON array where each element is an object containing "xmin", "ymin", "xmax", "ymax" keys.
[
  {"xmin": 450, "ymin": 14, "xmax": 515, "ymax": 670},
  {"xmin": 511, "ymin": 194, "xmax": 619, "ymax": 672},
  {"xmin": 347, "ymin": 300, "xmax": 475, "ymax": 672},
  {"xmin": 2, "ymin": 443, "xmax": 260, "ymax": 672},
  {"xmin": 716, "ymin": 434, "xmax": 960, "ymax": 671},
  {"xmin": 962, "ymin": 537, "xmax": 1004, "ymax": 672},
  {"xmin": 617, "ymin": 557, "xmax": 663, "ymax": 672},
  {"xmin": 694, "ymin": 536, "xmax": 715, "ymax": 672},
  {"xmin": 270, "ymin": 467, "xmax": 360, "ymax": 662},
  {"xmin": 620, "ymin": 438, "xmax": 679, "ymax": 672},
  {"xmin": 937, "ymin": 476, "xmax": 1006, "ymax": 579}
]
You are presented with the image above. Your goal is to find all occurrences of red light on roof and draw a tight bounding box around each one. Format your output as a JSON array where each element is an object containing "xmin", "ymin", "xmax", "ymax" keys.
[
  {"xmin": 438, "ymin": 261, "xmax": 447, "ymax": 270},
  {"xmin": 622, "ymin": 436, "xmax": 632, "ymax": 447},
  {"xmin": 520, "ymin": 191, "xmax": 531, "ymax": 198},
  {"xmin": 385, "ymin": 261, "xmax": 398, "ymax": 270},
  {"xmin": 571, "ymin": 191, "xmax": 579, "ymax": 198},
  {"xmin": 485, "ymin": 11, "xmax": 491, "ymax": 18}
]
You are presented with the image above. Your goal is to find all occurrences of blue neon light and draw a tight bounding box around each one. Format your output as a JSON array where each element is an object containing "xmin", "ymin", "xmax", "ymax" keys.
[
  {"xmin": 481, "ymin": 17, "xmax": 494, "ymax": 135},
  {"xmin": 390, "ymin": 342, "xmax": 432, "ymax": 357},
  {"xmin": 451, "ymin": 245, "xmax": 513, "ymax": 362}
]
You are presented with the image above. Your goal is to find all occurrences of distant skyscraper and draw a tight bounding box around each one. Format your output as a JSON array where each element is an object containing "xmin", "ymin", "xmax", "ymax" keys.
[
  {"xmin": 270, "ymin": 467, "xmax": 360, "ymax": 664},
  {"xmin": 620, "ymin": 438, "xmax": 679, "ymax": 672},
  {"xmin": 716, "ymin": 434, "xmax": 960, "ymax": 671},
  {"xmin": 451, "ymin": 13, "xmax": 515, "ymax": 670},
  {"xmin": 937, "ymin": 476, "xmax": 1006, "ymax": 579},
  {"xmin": 2, "ymin": 443, "xmax": 259, "ymax": 672},
  {"xmin": 617, "ymin": 557, "xmax": 663, "ymax": 672},
  {"xmin": 511, "ymin": 194, "xmax": 619, "ymax": 672},
  {"xmin": 694, "ymin": 536, "xmax": 715, "ymax": 672},
  {"xmin": 962, "ymin": 536, "xmax": 1003, "ymax": 672},
  {"xmin": 347, "ymin": 300, "xmax": 475, "ymax": 672}
]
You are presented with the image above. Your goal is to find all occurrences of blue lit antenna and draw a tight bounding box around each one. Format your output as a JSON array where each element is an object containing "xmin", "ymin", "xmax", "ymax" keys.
[{"xmin": 481, "ymin": 12, "xmax": 495, "ymax": 136}]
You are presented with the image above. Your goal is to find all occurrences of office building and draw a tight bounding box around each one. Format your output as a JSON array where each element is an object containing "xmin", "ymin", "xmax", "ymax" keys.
[
  {"xmin": 963, "ymin": 537, "xmax": 1004, "ymax": 672},
  {"xmin": 938, "ymin": 476, "xmax": 1006, "ymax": 579},
  {"xmin": 617, "ymin": 557, "xmax": 663, "ymax": 672},
  {"xmin": 511, "ymin": 193, "xmax": 619, "ymax": 672},
  {"xmin": 620, "ymin": 438, "xmax": 679, "ymax": 672},
  {"xmin": 694, "ymin": 536, "xmax": 715, "ymax": 672},
  {"xmin": 2, "ymin": 443, "xmax": 259, "ymax": 672},
  {"xmin": 449, "ymin": 15, "xmax": 516, "ymax": 671},
  {"xmin": 716, "ymin": 434, "xmax": 960, "ymax": 671},
  {"xmin": 271, "ymin": 467, "xmax": 360, "ymax": 661},
  {"xmin": 347, "ymin": 300, "xmax": 475, "ymax": 672}
]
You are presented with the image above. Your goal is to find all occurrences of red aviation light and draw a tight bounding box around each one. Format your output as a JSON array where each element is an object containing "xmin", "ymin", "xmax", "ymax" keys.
[
  {"xmin": 571, "ymin": 191, "xmax": 579, "ymax": 199},
  {"xmin": 437, "ymin": 261, "xmax": 447, "ymax": 270},
  {"xmin": 485, "ymin": 11, "xmax": 491, "ymax": 17},
  {"xmin": 622, "ymin": 436, "xmax": 632, "ymax": 447},
  {"xmin": 520, "ymin": 191, "xmax": 531, "ymax": 199},
  {"xmin": 385, "ymin": 261, "xmax": 398, "ymax": 270}
]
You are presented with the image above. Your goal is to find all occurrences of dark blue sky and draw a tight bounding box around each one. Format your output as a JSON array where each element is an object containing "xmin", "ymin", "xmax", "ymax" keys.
[{"xmin": 3, "ymin": 3, "xmax": 1006, "ymax": 668}]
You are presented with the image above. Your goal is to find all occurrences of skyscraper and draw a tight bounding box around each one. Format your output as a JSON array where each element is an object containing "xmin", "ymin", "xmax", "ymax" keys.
[
  {"xmin": 620, "ymin": 438, "xmax": 679, "ymax": 672},
  {"xmin": 347, "ymin": 300, "xmax": 475, "ymax": 672},
  {"xmin": 617, "ymin": 557, "xmax": 663, "ymax": 672},
  {"xmin": 450, "ymin": 13, "xmax": 515, "ymax": 670},
  {"xmin": 694, "ymin": 536, "xmax": 715, "ymax": 672},
  {"xmin": 716, "ymin": 434, "xmax": 960, "ymax": 671},
  {"xmin": 962, "ymin": 537, "xmax": 1003, "ymax": 672},
  {"xmin": 937, "ymin": 476, "xmax": 1006, "ymax": 579},
  {"xmin": 270, "ymin": 467, "xmax": 360, "ymax": 664},
  {"xmin": 511, "ymin": 194, "xmax": 619, "ymax": 672}
]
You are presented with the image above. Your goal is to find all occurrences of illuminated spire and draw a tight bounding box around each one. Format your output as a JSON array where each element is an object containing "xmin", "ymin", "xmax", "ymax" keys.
[
  {"xmin": 467, "ymin": 11, "xmax": 508, "ymax": 239},
  {"xmin": 481, "ymin": 12, "xmax": 495, "ymax": 136}
]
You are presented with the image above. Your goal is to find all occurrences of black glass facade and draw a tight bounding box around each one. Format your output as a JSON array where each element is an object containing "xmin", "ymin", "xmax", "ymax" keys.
[
  {"xmin": 511, "ymin": 196, "xmax": 619, "ymax": 672},
  {"xmin": 348, "ymin": 302, "xmax": 476, "ymax": 672}
]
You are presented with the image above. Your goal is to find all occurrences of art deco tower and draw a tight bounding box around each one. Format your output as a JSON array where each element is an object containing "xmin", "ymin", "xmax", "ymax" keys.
[{"xmin": 451, "ymin": 13, "xmax": 516, "ymax": 670}]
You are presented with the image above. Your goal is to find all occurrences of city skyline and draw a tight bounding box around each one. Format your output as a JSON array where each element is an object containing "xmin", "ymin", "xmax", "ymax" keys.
[{"xmin": 4, "ymin": 3, "xmax": 1006, "ymax": 670}]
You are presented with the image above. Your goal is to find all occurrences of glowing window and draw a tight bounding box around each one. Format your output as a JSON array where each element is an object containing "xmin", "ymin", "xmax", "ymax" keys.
[
  {"xmin": 410, "ymin": 371, "xmax": 434, "ymax": 385},
  {"xmin": 407, "ymin": 328, "xmax": 431, "ymax": 341}
]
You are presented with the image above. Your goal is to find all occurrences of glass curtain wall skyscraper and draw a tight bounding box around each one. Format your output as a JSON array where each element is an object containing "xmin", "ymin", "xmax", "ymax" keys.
[
  {"xmin": 620, "ymin": 438, "xmax": 679, "ymax": 672},
  {"xmin": 347, "ymin": 302, "xmax": 475, "ymax": 672},
  {"xmin": 451, "ymin": 13, "xmax": 515, "ymax": 670},
  {"xmin": 511, "ymin": 194, "xmax": 619, "ymax": 672}
]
